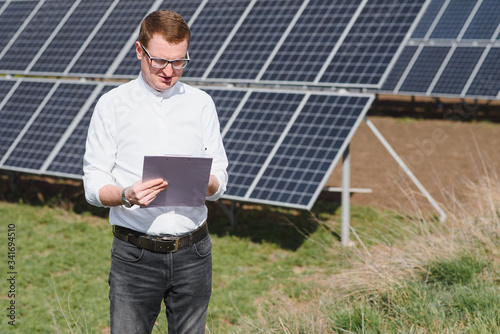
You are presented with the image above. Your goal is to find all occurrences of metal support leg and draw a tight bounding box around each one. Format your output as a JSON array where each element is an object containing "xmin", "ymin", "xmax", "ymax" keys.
[
  {"xmin": 217, "ymin": 200, "xmax": 238, "ymax": 227},
  {"xmin": 364, "ymin": 117, "xmax": 447, "ymax": 222},
  {"xmin": 6, "ymin": 171, "xmax": 19, "ymax": 193},
  {"xmin": 341, "ymin": 145, "xmax": 351, "ymax": 246}
]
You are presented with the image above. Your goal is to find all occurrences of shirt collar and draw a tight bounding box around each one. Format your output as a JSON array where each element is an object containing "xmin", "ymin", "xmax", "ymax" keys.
[{"xmin": 138, "ymin": 72, "xmax": 178, "ymax": 100}]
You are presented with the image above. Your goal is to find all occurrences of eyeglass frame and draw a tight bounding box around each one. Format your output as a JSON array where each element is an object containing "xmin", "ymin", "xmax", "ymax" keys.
[{"xmin": 141, "ymin": 44, "xmax": 190, "ymax": 70}]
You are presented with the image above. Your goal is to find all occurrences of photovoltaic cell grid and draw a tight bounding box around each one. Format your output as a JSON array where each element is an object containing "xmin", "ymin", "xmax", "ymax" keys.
[
  {"xmin": 429, "ymin": 0, "xmax": 477, "ymax": 39},
  {"xmin": 260, "ymin": 0, "xmax": 362, "ymax": 83},
  {"xmin": 462, "ymin": 0, "xmax": 500, "ymax": 40},
  {"xmin": 46, "ymin": 85, "xmax": 116, "ymax": 177},
  {"xmin": 380, "ymin": 0, "xmax": 500, "ymax": 98},
  {"xmin": 411, "ymin": 0, "xmax": 445, "ymax": 38},
  {"xmin": 398, "ymin": 46, "xmax": 450, "ymax": 94},
  {"xmin": 319, "ymin": 0, "xmax": 426, "ymax": 86},
  {"xmin": 250, "ymin": 94, "xmax": 372, "ymax": 208},
  {"xmin": 69, "ymin": 0, "xmax": 155, "ymax": 75},
  {"xmin": 0, "ymin": 0, "xmax": 74, "ymax": 71},
  {"xmin": 202, "ymin": 89, "xmax": 247, "ymax": 130},
  {"xmin": 183, "ymin": 0, "xmax": 251, "ymax": 79},
  {"xmin": 207, "ymin": 0, "xmax": 305, "ymax": 81},
  {"xmin": 3, "ymin": 83, "xmax": 96, "ymax": 170},
  {"xmin": 0, "ymin": 80, "xmax": 15, "ymax": 103},
  {"xmin": 380, "ymin": 45, "xmax": 418, "ymax": 91},
  {"xmin": 431, "ymin": 47, "xmax": 484, "ymax": 95},
  {"xmin": 30, "ymin": 0, "xmax": 114, "ymax": 74},
  {"xmin": 222, "ymin": 91, "xmax": 373, "ymax": 209},
  {"xmin": 466, "ymin": 48, "xmax": 500, "ymax": 97},
  {"xmin": 0, "ymin": 0, "xmax": 38, "ymax": 52},
  {"xmin": 0, "ymin": 81, "xmax": 54, "ymax": 160},
  {"xmin": 0, "ymin": 79, "xmax": 114, "ymax": 177},
  {"xmin": 222, "ymin": 91, "xmax": 305, "ymax": 198}
]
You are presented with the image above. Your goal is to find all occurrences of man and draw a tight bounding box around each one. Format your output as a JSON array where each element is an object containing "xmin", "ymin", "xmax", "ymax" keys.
[{"xmin": 83, "ymin": 10, "xmax": 228, "ymax": 334}]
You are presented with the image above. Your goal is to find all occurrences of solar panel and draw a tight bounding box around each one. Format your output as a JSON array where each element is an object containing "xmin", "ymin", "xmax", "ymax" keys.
[
  {"xmin": 398, "ymin": 46, "xmax": 450, "ymax": 93},
  {"xmin": 429, "ymin": 0, "xmax": 477, "ymax": 39},
  {"xmin": 30, "ymin": 0, "xmax": 113, "ymax": 74},
  {"xmin": 69, "ymin": 0, "xmax": 155, "ymax": 76},
  {"xmin": 201, "ymin": 89, "xmax": 248, "ymax": 130},
  {"xmin": 0, "ymin": 81, "xmax": 54, "ymax": 160},
  {"xmin": 46, "ymin": 84, "xmax": 116, "ymax": 177},
  {"xmin": 249, "ymin": 94, "xmax": 372, "ymax": 209},
  {"xmin": 431, "ymin": 47, "xmax": 484, "ymax": 96},
  {"xmin": 0, "ymin": 80, "xmax": 16, "ymax": 103},
  {"xmin": 0, "ymin": 0, "xmax": 73, "ymax": 72},
  {"xmin": 206, "ymin": 0, "xmax": 304, "ymax": 80},
  {"xmin": 0, "ymin": 1, "xmax": 38, "ymax": 53},
  {"xmin": 260, "ymin": 0, "xmax": 362, "ymax": 83},
  {"xmin": 381, "ymin": 45, "xmax": 418, "ymax": 91},
  {"xmin": 411, "ymin": 0, "xmax": 446, "ymax": 38},
  {"xmin": 222, "ymin": 90, "xmax": 373, "ymax": 209},
  {"xmin": 466, "ymin": 47, "xmax": 500, "ymax": 98},
  {"xmin": 183, "ymin": 0, "xmax": 252, "ymax": 79},
  {"xmin": 2, "ymin": 83, "xmax": 95, "ymax": 172},
  {"xmin": 113, "ymin": 0, "xmax": 203, "ymax": 77},
  {"xmin": 462, "ymin": 0, "xmax": 500, "ymax": 40},
  {"xmin": 222, "ymin": 91, "xmax": 305, "ymax": 198},
  {"xmin": 318, "ymin": 0, "xmax": 426, "ymax": 87},
  {"xmin": 380, "ymin": 0, "xmax": 500, "ymax": 98}
]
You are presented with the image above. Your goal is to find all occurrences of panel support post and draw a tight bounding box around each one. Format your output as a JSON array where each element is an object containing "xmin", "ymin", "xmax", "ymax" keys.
[
  {"xmin": 364, "ymin": 117, "xmax": 447, "ymax": 222},
  {"xmin": 6, "ymin": 171, "xmax": 19, "ymax": 193},
  {"xmin": 341, "ymin": 144, "xmax": 351, "ymax": 246},
  {"xmin": 217, "ymin": 200, "xmax": 238, "ymax": 227}
]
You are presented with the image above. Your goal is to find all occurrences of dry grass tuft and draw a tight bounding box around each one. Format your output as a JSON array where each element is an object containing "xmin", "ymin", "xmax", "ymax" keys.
[{"xmin": 241, "ymin": 167, "xmax": 500, "ymax": 333}]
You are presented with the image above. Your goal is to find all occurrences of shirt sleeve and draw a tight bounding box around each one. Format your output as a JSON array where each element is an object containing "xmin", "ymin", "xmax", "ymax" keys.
[
  {"xmin": 203, "ymin": 99, "xmax": 228, "ymax": 202},
  {"xmin": 82, "ymin": 99, "xmax": 117, "ymax": 207}
]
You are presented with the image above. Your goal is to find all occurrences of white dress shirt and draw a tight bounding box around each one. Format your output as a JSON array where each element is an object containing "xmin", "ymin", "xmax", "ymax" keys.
[{"xmin": 83, "ymin": 74, "xmax": 228, "ymax": 235}]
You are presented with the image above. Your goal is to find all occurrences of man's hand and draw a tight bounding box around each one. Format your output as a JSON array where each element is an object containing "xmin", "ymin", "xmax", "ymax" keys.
[
  {"xmin": 99, "ymin": 179, "xmax": 168, "ymax": 207},
  {"xmin": 125, "ymin": 179, "xmax": 168, "ymax": 206},
  {"xmin": 206, "ymin": 174, "xmax": 219, "ymax": 197}
]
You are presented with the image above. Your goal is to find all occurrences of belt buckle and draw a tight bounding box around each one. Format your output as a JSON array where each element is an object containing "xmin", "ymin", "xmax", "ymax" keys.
[{"xmin": 159, "ymin": 236, "xmax": 179, "ymax": 252}]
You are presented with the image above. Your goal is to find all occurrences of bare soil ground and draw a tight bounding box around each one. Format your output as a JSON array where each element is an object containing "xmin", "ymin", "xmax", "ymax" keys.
[{"xmin": 327, "ymin": 116, "xmax": 500, "ymax": 215}]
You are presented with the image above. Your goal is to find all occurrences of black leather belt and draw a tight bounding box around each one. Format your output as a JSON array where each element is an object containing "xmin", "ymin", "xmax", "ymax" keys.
[{"xmin": 113, "ymin": 222, "xmax": 208, "ymax": 253}]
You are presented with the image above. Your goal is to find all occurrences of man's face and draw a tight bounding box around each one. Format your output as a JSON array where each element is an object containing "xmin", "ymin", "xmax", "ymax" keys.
[{"xmin": 136, "ymin": 34, "xmax": 189, "ymax": 92}]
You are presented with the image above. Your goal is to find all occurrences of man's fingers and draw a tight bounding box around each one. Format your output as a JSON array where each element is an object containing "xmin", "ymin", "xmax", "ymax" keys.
[
  {"xmin": 138, "ymin": 188, "xmax": 166, "ymax": 207},
  {"xmin": 138, "ymin": 179, "xmax": 168, "ymax": 192},
  {"xmin": 142, "ymin": 178, "xmax": 167, "ymax": 188},
  {"xmin": 126, "ymin": 179, "xmax": 167, "ymax": 206}
]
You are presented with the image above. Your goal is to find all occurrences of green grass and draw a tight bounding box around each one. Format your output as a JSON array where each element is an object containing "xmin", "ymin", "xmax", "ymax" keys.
[{"xmin": 0, "ymin": 179, "xmax": 498, "ymax": 333}]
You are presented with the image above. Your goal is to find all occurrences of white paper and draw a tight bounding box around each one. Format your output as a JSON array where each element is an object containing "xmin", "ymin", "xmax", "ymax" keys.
[{"xmin": 142, "ymin": 155, "xmax": 213, "ymax": 207}]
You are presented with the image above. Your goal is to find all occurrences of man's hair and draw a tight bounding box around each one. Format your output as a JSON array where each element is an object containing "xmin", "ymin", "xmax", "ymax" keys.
[{"xmin": 139, "ymin": 10, "xmax": 191, "ymax": 48}]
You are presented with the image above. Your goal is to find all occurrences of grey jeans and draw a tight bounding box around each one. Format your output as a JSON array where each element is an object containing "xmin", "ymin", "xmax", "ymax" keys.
[{"xmin": 109, "ymin": 234, "xmax": 212, "ymax": 334}]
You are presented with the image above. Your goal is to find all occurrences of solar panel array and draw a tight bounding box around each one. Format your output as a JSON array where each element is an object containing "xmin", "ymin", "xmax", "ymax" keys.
[
  {"xmin": 0, "ymin": 77, "xmax": 373, "ymax": 210},
  {"xmin": 381, "ymin": 0, "xmax": 500, "ymax": 99},
  {"xmin": 0, "ymin": 0, "xmax": 425, "ymax": 88},
  {"xmin": 0, "ymin": 0, "xmax": 433, "ymax": 210}
]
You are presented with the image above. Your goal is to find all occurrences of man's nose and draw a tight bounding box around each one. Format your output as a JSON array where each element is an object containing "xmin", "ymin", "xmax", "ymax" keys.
[{"xmin": 161, "ymin": 63, "xmax": 174, "ymax": 75}]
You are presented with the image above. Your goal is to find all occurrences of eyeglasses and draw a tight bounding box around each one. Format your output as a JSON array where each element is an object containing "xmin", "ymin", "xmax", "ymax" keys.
[{"xmin": 141, "ymin": 45, "xmax": 190, "ymax": 69}]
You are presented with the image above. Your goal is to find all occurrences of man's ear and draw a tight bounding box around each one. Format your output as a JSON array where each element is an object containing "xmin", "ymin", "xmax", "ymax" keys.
[{"xmin": 135, "ymin": 41, "xmax": 143, "ymax": 60}]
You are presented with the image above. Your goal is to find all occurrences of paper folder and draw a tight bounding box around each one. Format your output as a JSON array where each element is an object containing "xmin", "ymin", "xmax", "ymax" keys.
[{"xmin": 142, "ymin": 155, "xmax": 213, "ymax": 207}]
